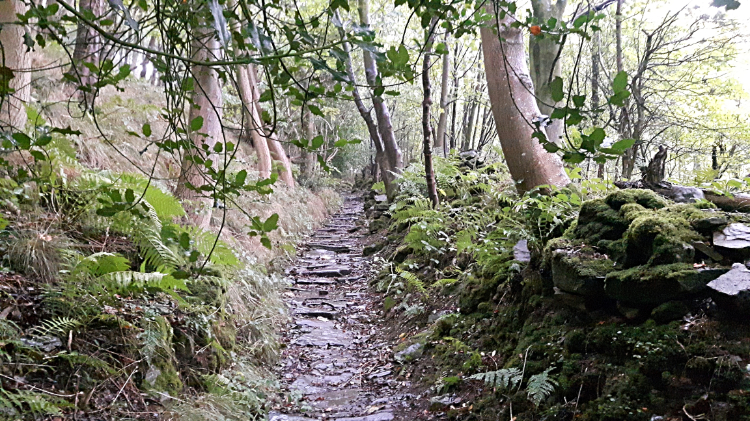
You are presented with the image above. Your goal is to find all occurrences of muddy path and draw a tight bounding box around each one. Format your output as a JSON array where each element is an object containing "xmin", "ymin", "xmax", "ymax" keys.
[{"xmin": 269, "ymin": 194, "xmax": 412, "ymax": 421}]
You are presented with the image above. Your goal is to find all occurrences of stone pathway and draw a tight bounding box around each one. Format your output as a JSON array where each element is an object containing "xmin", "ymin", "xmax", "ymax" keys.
[{"xmin": 269, "ymin": 195, "xmax": 406, "ymax": 421}]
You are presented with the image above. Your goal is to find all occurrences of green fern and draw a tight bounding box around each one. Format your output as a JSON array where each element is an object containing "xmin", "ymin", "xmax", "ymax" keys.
[
  {"xmin": 469, "ymin": 367, "xmax": 523, "ymax": 390},
  {"xmin": 181, "ymin": 226, "xmax": 239, "ymax": 266},
  {"xmin": 103, "ymin": 271, "xmax": 189, "ymax": 293},
  {"xmin": 526, "ymin": 368, "xmax": 558, "ymax": 406},
  {"xmin": 72, "ymin": 252, "xmax": 131, "ymax": 277},
  {"xmin": 0, "ymin": 319, "xmax": 20, "ymax": 340},
  {"xmin": 397, "ymin": 269, "xmax": 427, "ymax": 297},
  {"xmin": 0, "ymin": 389, "xmax": 64, "ymax": 418},
  {"xmin": 28, "ymin": 317, "xmax": 81, "ymax": 337}
]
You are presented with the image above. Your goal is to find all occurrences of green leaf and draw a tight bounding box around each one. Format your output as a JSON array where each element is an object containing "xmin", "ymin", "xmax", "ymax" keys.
[
  {"xmin": 261, "ymin": 236, "xmax": 272, "ymax": 249},
  {"xmin": 610, "ymin": 138, "xmax": 635, "ymax": 153},
  {"xmin": 549, "ymin": 77, "xmax": 564, "ymax": 102},
  {"xmin": 543, "ymin": 142, "xmax": 560, "ymax": 153},
  {"xmin": 213, "ymin": 142, "xmax": 223, "ymax": 153},
  {"xmin": 29, "ymin": 150, "xmax": 46, "ymax": 161},
  {"xmin": 236, "ymin": 169, "xmax": 248, "ymax": 185},
  {"xmin": 12, "ymin": 133, "xmax": 31, "ymax": 149},
  {"xmin": 308, "ymin": 104, "xmax": 324, "ymax": 117},
  {"xmin": 142, "ymin": 123, "xmax": 152, "ymax": 137},
  {"xmin": 179, "ymin": 232, "xmax": 190, "ymax": 250},
  {"xmin": 34, "ymin": 134, "xmax": 52, "ymax": 147},
  {"xmin": 190, "ymin": 116, "xmax": 204, "ymax": 131},
  {"xmin": 589, "ymin": 128, "xmax": 606, "ymax": 143},
  {"xmin": 613, "ymin": 71, "xmax": 628, "ymax": 93},
  {"xmin": 125, "ymin": 188, "xmax": 135, "ymax": 203},
  {"xmin": 311, "ymin": 135, "xmax": 325, "ymax": 149},
  {"xmin": 563, "ymin": 151, "xmax": 586, "ymax": 164},
  {"xmin": 263, "ymin": 213, "xmax": 279, "ymax": 232}
]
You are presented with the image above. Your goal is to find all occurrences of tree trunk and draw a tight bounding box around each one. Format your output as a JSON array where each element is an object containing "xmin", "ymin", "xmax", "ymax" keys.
[
  {"xmin": 615, "ymin": 0, "xmax": 635, "ymax": 180},
  {"xmin": 592, "ymin": 30, "xmax": 605, "ymax": 178},
  {"xmin": 175, "ymin": 24, "xmax": 223, "ymax": 228},
  {"xmin": 300, "ymin": 105, "xmax": 316, "ymax": 180},
  {"xmin": 357, "ymin": 0, "xmax": 403, "ymax": 173},
  {"xmin": 237, "ymin": 65, "xmax": 272, "ymax": 179},
  {"xmin": 529, "ymin": 0, "xmax": 567, "ymax": 145},
  {"xmin": 140, "ymin": 37, "xmax": 157, "ymax": 79},
  {"xmin": 422, "ymin": 28, "xmax": 439, "ymax": 207},
  {"xmin": 434, "ymin": 35, "xmax": 450, "ymax": 156},
  {"xmin": 250, "ymin": 71, "xmax": 294, "ymax": 187},
  {"xmin": 0, "ymin": 0, "xmax": 31, "ymax": 131},
  {"xmin": 481, "ymin": 7, "xmax": 570, "ymax": 193},
  {"xmin": 336, "ymin": 14, "xmax": 395, "ymax": 198},
  {"xmin": 462, "ymin": 98, "xmax": 477, "ymax": 150},
  {"xmin": 70, "ymin": 0, "xmax": 105, "ymax": 107},
  {"xmin": 449, "ymin": 43, "xmax": 460, "ymax": 152}
]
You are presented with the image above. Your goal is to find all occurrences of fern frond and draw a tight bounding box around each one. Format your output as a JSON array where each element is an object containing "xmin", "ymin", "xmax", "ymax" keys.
[
  {"xmin": 0, "ymin": 389, "xmax": 64, "ymax": 417},
  {"xmin": 28, "ymin": 317, "xmax": 81, "ymax": 338},
  {"xmin": 469, "ymin": 368, "xmax": 523, "ymax": 390},
  {"xmin": 132, "ymin": 221, "xmax": 181, "ymax": 270},
  {"xmin": 526, "ymin": 368, "xmax": 557, "ymax": 406},
  {"xmin": 182, "ymin": 226, "xmax": 239, "ymax": 266},
  {"xmin": 72, "ymin": 252, "xmax": 131, "ymax": 277},
  {"xmin": 102, "ymin": 271, "xmax": 189, "ymax": 293}
]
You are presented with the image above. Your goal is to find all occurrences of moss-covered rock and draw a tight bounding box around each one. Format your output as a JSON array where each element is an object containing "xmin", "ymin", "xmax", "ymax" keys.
[
  {"xmin": 623, "ymin": 215, "xmax": 701, "ymax": 267},
  {"xmin": 604, "ymin": 189, "xmax": 668, "ymax": 211},
  {"xmin": 550, "ymin": 248, "xmax": 615, "ymax": 297},
  {"xmin": 604, "ymin": 264, "xmax": 728, "ymax": 306}
]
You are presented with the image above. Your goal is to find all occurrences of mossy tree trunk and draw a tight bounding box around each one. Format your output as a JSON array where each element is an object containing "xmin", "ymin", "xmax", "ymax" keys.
[{"xmin": 422, "ymin": 18, "xmax": 439, "ymax": 208}]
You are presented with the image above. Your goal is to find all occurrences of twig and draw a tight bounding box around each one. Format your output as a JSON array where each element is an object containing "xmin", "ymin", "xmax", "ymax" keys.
[{"xmin": 109, "ymin": 368, "xmax": 137, "ymax": 409}]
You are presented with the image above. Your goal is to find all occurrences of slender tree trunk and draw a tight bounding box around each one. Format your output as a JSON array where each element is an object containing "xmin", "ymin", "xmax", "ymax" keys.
[
  {"xmin": 176, "ymin": 24, "xmax": 223, "ymax": 228},
  {"xmin": 336, "ymin": 15, "xmax": 395, "ymax": 198},
  {"xmin": 530, "ymin": 0, "xmax": 567, "ymax": 145},
  {"xmin": 463, "ymin": 98, "xmax": 477, "ymax": 150},
  {"xmin": 357, "ymin": 0, "xmax": 403, "ymax": 173},
  {"xmin": 615, "ymin": 0, "xmax": 635, "ymax": 180},
  {"xmin": 591, "ymin": 30, "xmax": 605, "ymax": 179},
  {"xmin": 300, "ymin": 105, "xmax": 316, "ymax": 180},
  {"xmin": 140, "ymin": 37, "xmax": 157, "ymax": 79},
  {"xmin": 435, "ymin": 35, "xmax": 451, "ymax": 156},
  {"xmin": 245, "ymin": 60, "xmax": 294, "ymax": 187},
  {"xmin": 449, "ymin": 44, "xmax": 460, "ymax": 152},
  {"xmin": 237, "ymin": 65, "xmax": 272, "ymax": 179},
  {"xmin": 481, "ymin": 7, "xmax": 570, "ymax": 193},
  {"xmin": 69, "ymin": 0, "xmax": 105, "ymax": 108},
  {"xmin": 422, "ymin": 22, "xmax": 439, "ymax": 208},
  {"xmin": 0, "ymin": 0, "xmax": 31, "ymax": 131}
]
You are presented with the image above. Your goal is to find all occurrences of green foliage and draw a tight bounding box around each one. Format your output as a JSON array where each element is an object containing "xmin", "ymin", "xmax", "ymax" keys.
[
  {"xmin": 28, "ymin": 316, "xmax": 81, "ymax": 338},
  {"xmin": 469, "ymin": 367, "xmax": 523, "ymax": 390},
  {"xmin": 0, "ymin": 389, "xmax": 65, "ymax": 418},
  {"xmin": 470, "ymin": 366, "xmax": 557, "ymax": 407}
]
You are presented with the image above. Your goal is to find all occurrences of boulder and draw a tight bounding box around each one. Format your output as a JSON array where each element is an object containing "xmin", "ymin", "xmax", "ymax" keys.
[
  {"xmin": 706, "ymin": 263, "xmax": 750, "ymax": 314},
  {"xmin": 394, "ymin": 343, "xmax": 423, "ymax": 363},
  {"xmin": 650, "ymin": 301, "xmax": 690, "ymax": 323},
  {"xmin": 713, "ymin": 223, "xmax": 750, "ymax": 249},
  {"xmin": 550, "ymin": 248, "xmax": 613, "ymax": 298},
  {"xmin": 658, "ymin": 185, "xmax": 705, "ymax": 203},
  {"xmin": 513, "ymin": 239, "xmax": 531, "ymax": 263},
  {"xmin": 691, "ymin": 215, "xmax": 728, "ymax": 233},
  {"xmin": 604, "ymin": 264, "xmax": 727, "ymax": 306}
]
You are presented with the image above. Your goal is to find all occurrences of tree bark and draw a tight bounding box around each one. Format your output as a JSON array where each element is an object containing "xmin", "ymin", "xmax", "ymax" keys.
[
  {"xmin": 0, "ymin": 0, "xmax": 31, "ymax": 131},
  {"xmin": 615, "ymin": 0, "xmax": 635, "ymax": 180},
  {"xmin": 140, "ymin": 37, "xmax": 157, "ymax": 79},
  {"xmin": 481, "ymin": 7, "xmax": 570, "ymax": 193},
  {"xmin": 357, "ymin": 0, "xmax": 403, "ymax": 173},
  {"xmin": 248, "ymin": 65, "xmax": 294, "ymax": 187},
  {"xmin": 435, "ymin": 35, "xmax": 450, "ymax": 156},
  {"xmin": 300, "ymin": 105, "xmax": 316, "ymax": 180},
  {"xmin": 592, "ymin": 29, "xmax": 605, "ymax": 178},
  {"xmin": 237, "ymin": 65, "xmax": 272, "ymax": 179},
  {"xmin": 422, "ymin": 21, "xmax": 439, "ymax": 207},
  {"xmin": 69, "ymin": 0, "xmax": 105, "ymax": 107},
  {"xmin": 529, "ymin": 0, "xmax": 567, "ymax": 145},
  {"xmin": 175, "ymin": 24, "xmax": 223, "ymax": 228},
  {"xmin": 336, "ymin": 14, "xmax": 395, "ymax": 198},
  {"xmin": 449, "ymin": 44, "xmax": 460, "ymax": 152}
]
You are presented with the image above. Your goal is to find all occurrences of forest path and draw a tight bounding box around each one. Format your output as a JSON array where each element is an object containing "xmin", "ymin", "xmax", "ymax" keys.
[{"xmin": 268, "ymin": 194, "xmax": 407, "ymax": 421}]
